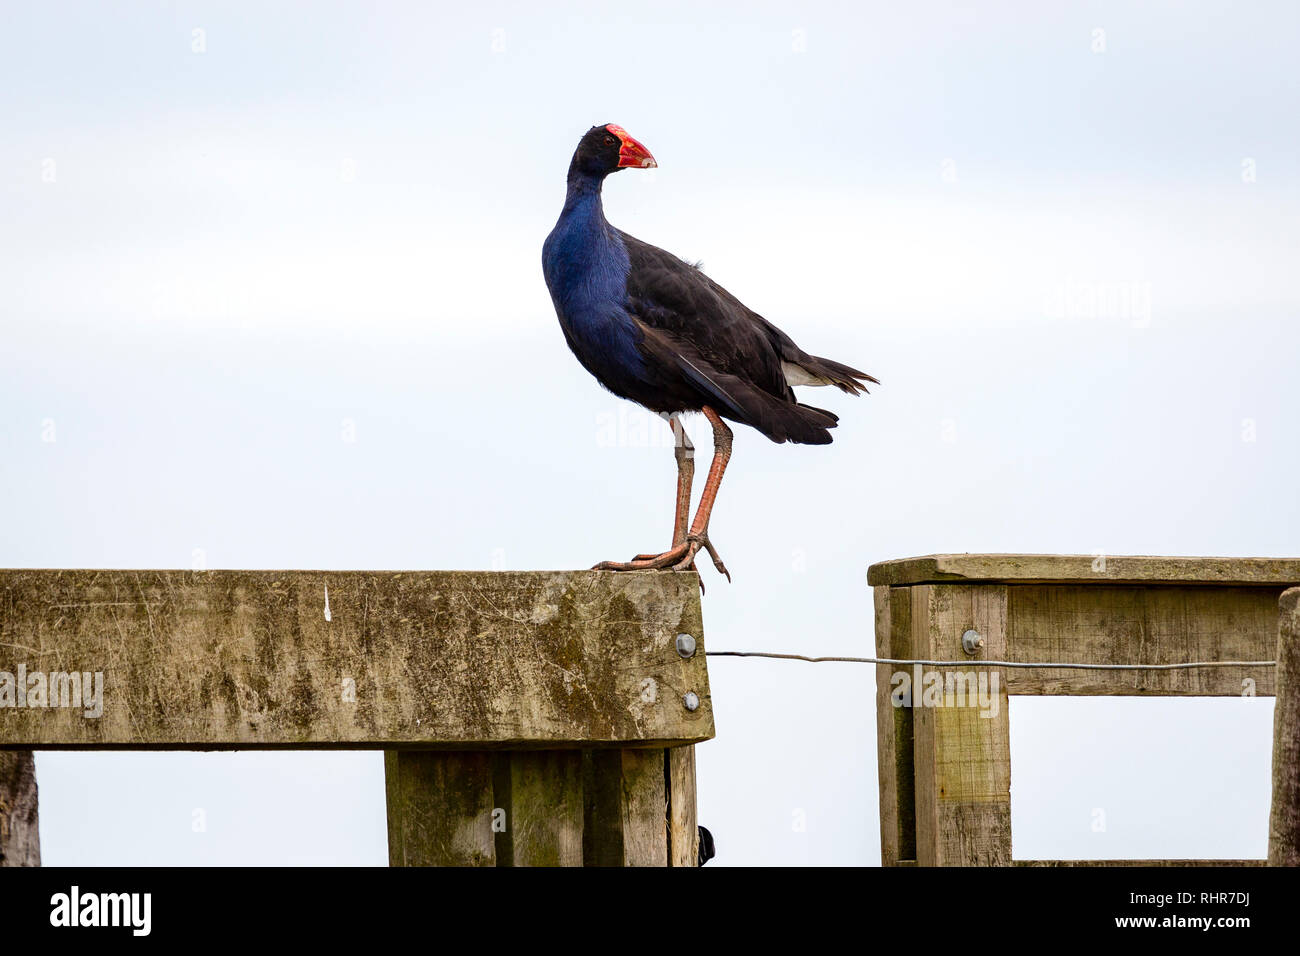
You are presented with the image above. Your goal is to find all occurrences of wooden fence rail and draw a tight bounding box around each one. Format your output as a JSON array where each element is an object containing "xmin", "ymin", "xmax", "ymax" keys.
[
  {"xmin": 0, "ymin": 569, "xmax": 713, "ymax": 866},
  {"xmin": 869, "ymin": 554, "xmax": 1300, "ymax": 867},
  {"xmin": 1270, "ymin": 587, "xmax": 1300, "ymax": 866},
  {"xmin": 6, "ymin": 556, "xmax": 1293, "ymax": 867}
]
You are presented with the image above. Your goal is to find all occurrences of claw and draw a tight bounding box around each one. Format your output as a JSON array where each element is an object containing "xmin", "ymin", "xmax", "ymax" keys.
[
  {"xmin": 671, "ymin": 533, "xmax": 729, "ymax": 581},
  {"xmin": 700, "ymin": 536, "xmax": 731, "ymax": 582}
]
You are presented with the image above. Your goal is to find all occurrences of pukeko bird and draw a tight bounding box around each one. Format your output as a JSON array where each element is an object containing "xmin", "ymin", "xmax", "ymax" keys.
[{"xmin": 542, "ymin": 124, "xmax": 877, "ymax": 581}]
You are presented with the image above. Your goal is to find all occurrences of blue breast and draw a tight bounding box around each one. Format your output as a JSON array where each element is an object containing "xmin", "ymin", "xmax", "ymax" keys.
[{"xmin": 542, "ymin": 189, "xmax": 649, "ymax": 392}]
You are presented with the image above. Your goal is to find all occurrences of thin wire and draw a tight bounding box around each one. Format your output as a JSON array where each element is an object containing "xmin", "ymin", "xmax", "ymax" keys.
[{"xmin": 704, "ymin": 651, "xmax": 1275, "ymax": 670}]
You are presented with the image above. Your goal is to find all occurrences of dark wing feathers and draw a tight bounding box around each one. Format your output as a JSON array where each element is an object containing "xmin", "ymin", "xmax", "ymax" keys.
[
  {"xmin": 681, "ymin": 254, "xmax": 879, "ymax": 396},
  {"xmin": 636, "ymin": 322, "xmax": 838, "ymax": 444},
  {"xmin": 672, "ymin": 351, "xmax": 751, "ymax": 422},
  {"xmin": 619, "ymin": 230, "xmax": 872, "ymax": 444}
]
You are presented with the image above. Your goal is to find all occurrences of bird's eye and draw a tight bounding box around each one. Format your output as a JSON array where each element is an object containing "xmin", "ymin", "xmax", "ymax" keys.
[{"xmin": 604, "ymin": 135, "xmax": 618, "ymax": 147}]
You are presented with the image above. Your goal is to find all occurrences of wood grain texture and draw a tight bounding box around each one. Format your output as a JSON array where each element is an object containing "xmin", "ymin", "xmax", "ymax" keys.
[
  {"xmin": 1003, "ymin": 585, "xmax": 1278, "ymax": 696},
  {"xmin": 506, "ymin": 751, "xmax": 584, "ymax": 867},
  {"xmin": 0, "ymin": 751, "xmax": 39, "ymax": 867},
  {"xmin": 581, "ymin": 748, "xmax": 670, "ymax": 866},
  {"xmin": 667, "ymin": 745, "xmax": 698, "ymax": 867},
  {"xmin": 910, "ymin": 585, "xmax": 1011, "ymax": 866},
  {"xmin": 872, "ymin": 562, "xmax": 1292, "ymax": 867},
  {"xmin": 869, "ymin": 554, "xmax": 1300, "ymax": 588},
  {"xmin": 385, "ymin": 751, "xmax": 496, "ymax": 866},
  {"xmin": 387, "ymin": 746, "xmax": 689, "ymax": 867},
  {"xmin": 873, "ymin": 585, "xmax": 898, "ymax": 865},
  {"xmin": 0, "ymin": 570, "xmax": 712, "ymax": 748},
  {"xmin": 619, "ymin": 748, "xmax": 669, "ymax": 866},
  {"xmin": 582, "ymin": 750, "xmax": 627, "ymax": 866},
  {"xmin": 1016, "ymin": 859, "xmax": 1265, "ymax": 867},
  {"xmin": 875, "ymin": 584, "xmax": 916, "ymax": 865},
  {"xmin": 1269, "ymin": 587, "xmax": 1300, "ymax": 866}
]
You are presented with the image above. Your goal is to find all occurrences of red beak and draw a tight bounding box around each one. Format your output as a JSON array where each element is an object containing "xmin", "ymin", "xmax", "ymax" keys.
[{"xmin": 607, "ymin": 124, "xmax": 657, "ymax": 169}]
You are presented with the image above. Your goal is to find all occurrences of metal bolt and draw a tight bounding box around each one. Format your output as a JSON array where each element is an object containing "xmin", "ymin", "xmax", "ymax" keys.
[
  {"xmin": 675, "ymin": 633, "xmax": 697, "ymax": 658},
  {"xmin": 962, "ymin": 629, "xmax": 985, "ymax": 655},
  {"xmin": 683, "ymin": 691, "xmax": 700, "ymax": 712}
]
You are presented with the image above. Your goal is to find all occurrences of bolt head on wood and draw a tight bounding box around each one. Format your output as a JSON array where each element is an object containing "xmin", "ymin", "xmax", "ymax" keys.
[
  {"xmin": 962, "ymin": 629, "xmax": 985, "ymax": 654},
  {"xmin": 683, "ymin": 691, "xmax": 700, "ymax": 712},
  {"xmin": 676, "ymin": 633, "xmax": 697, "ymax": 658}
]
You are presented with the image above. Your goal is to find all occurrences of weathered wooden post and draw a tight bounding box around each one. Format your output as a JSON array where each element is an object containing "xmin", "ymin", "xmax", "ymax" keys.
[
  {"xmin": 1269, "ymin": 587, "xmax": 1300, "ymax": 866},
  {"xmin": 0, "ymin": 751, "xmax": 40, "ymax": 867},
  {"xmin": 871, "ymin": 554, "xmax": 1300, "ymax": 866},
  {"xmin": 0, "ymin": 569, "xmax": 712, "ymax": 866}
]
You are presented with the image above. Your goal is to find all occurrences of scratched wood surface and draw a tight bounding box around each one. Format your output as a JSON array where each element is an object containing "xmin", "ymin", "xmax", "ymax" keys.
[
  {"xmin": 869, "ymin": 554, "xmax": 1300, "ymax": 588},
  {"xmin": 0, "ymin": 751, "xmax": 39, "ymax": 866},
  {"xmin": 874, "ymin": 584, "xmax": 914, "ymax": 865},
  {"xmin": 385, "ymin": 751, "xmax": 497, "ymax": 866},
  {"xmin": 871, "ymin": 554, "xmax": 1296, "ymax": 867},
  {"xmin": 615, "ymin": 749, "xmax": 670, "ymax": 866},
  {"xmin": 503, "ymin": 750, "xmax": 584, "ymax": 866},
  {"xmin": 385, "ymin": 745, "xmax": 695, "ymax": 867},
  {"xmin": 1016, "ymin": 859, "xmax": 1265, "ymax": 867},
  {"xmin": 1270, "ymin": 588, "xmax": 1300, "ymax": 866},
  {"xmin": 667, "ymin": 745, "xmax": 699, "ymax": 867},
  {"xmin": 909, "ymin": 584, "xmax": 1012, "ymax": 866},
  {"xmin": 0, "ymin": 570, "xmax": 713, "ymax": 748},
  {"xmin": 1002, "ymin": 585, "xmax": 1279, "ymax": 696}
]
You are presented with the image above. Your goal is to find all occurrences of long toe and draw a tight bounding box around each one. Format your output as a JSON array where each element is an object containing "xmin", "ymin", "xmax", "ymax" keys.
[
  {"xmin": 592, "ymin": 542, "xmax": 691, "ymax": 572},
  {"xmin": 701, "ymin": 535, "xmax": 731, "ymax": 582},
  {"xmin": 593, "ymin": 536, "xmax": 727, "ymax": 584}
]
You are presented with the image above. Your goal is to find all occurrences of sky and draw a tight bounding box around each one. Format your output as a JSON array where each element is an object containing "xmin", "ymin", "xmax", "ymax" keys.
[{"xmin": 2, "ymin": 0, "xmax": 1297, "ymax": 865}]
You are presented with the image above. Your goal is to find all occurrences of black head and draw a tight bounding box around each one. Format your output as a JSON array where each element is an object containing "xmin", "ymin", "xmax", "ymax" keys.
[{"xmin": 568, "ymin": 123, "xmax": 657, "ymax": 180}]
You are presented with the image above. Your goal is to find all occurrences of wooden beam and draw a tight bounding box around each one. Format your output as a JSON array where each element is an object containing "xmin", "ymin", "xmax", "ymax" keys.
[
  {"xmin": 871, "ymin": 554, "xmax": 1298, "ymax": 867},
  {"xmin": 0, "ymin": 570, "xmax": 713, "ymax": 749},
  {"xmin": 582, "ymin": 749, "xmax": 671, "ymax": 866},
  {"xmin": 910, "ymin": 585, "xmax": 1011, "ymax": 866},
  {"xmin": 504, "ymin": 751, "xmax": 584, "ymax": 866},
  {"xmin": 385, "ymin": 751, "xmax": 497, "ymax": 866},
  {"xmin": 667, "ymin": 745, "xmax": 699, "ymax": 867},
  {"xmin": 1016, "ymin": 859, "xmax": 1266, "ymax": 867},
  {"xmin": 869, "ymin": 554, "xmax": 1300, "ymax": 588},
  {"xmin": 617, "ymin": 749, "xmax": 669, "ymax": 866},
  {"xmin": 385, "ymin": 745, "xmax": 688, "ymax": 867},
  {"xmin": 1002, "ymin": 585, "xmax": 1278, "ymax": 696},
  {"xmin": 874, "ymin": 584, "xmax": 915, "ymax": 865},
  {"xmin": 0, "ymin": 751, "xmax": 40, "ymax": 867},
  {"xmin": 1269, "ymin": 587, "xmax": 1300, "ymax": 866}
]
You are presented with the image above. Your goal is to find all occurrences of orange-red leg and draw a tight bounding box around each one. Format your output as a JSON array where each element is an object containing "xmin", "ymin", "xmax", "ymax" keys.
[
  {"xmin": 671, "ymin": 416, "xmax": 695, "ymax": 548},
  {"xmin": 672, "ymin": 407, "xmax": 731, "ymax": 578},
  {"xmin": 593, "ymin": 408, "xmax": 731, "ymax": 582},
  {"xmin": 631, "ymin": 414, "xmax": 694, "ymax": 560}
]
